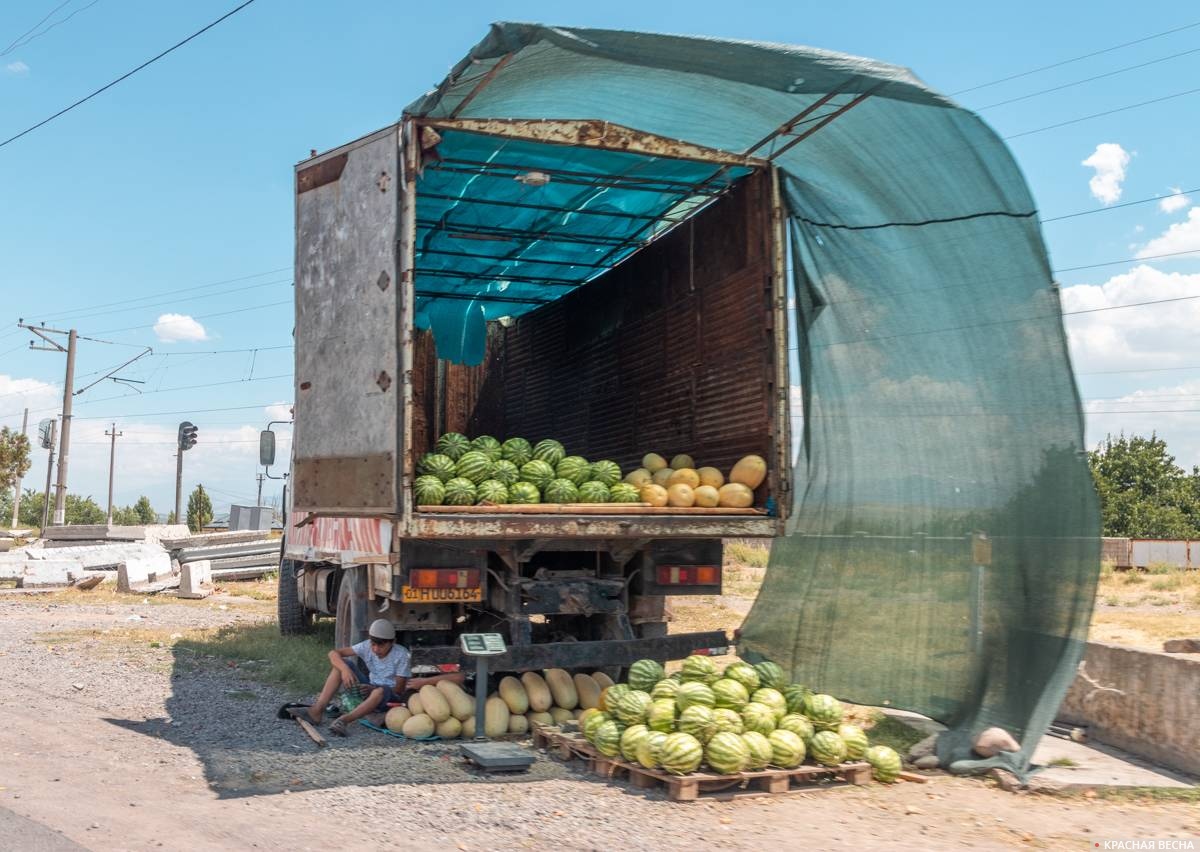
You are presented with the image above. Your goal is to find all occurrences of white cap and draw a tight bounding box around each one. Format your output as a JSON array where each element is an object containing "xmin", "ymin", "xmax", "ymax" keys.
[{"xmin": 368, "ymin": 619, "xmax": 396, "ymax": 641}]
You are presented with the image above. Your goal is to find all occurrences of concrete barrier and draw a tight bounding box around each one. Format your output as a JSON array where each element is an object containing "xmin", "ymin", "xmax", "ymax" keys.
[{"xmin": 1058, "ymin": 641, "xmax": 1200, "ymax": 777}]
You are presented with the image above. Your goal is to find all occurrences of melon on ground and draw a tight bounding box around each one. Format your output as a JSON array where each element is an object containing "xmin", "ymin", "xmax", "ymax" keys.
[{"xmin": 402, "ymin": 714, "xmax": 436, "ymax": 738}]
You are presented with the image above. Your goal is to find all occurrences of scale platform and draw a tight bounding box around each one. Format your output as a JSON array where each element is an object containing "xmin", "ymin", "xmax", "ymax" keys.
[{"xmin": 460, "ymin": 740, "xmax": 536, "ymax": 772}]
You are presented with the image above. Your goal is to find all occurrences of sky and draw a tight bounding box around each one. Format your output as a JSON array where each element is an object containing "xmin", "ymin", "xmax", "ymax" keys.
[{"xmin": 1, "ymin": 0, "xmax": 1199, "ymax": 516}]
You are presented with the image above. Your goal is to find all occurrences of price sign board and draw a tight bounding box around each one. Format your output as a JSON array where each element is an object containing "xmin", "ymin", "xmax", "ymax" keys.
[{"xmin": 459, "ymin": 633, "xmax": 506, "ymax": 656}]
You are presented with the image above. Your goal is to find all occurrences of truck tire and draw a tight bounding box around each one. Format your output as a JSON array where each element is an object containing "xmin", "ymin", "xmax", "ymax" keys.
[
  {"xmin": 277, "ymin": 558, "xmax": 314, "ymax": 635},
  {"xmin": 334, "ymin": 567, "xmax": 369, "ymax": 648}
]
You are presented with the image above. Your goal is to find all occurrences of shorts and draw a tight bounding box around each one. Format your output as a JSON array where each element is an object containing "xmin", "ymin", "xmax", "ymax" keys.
[{"xmin": 339, "ymin": 667, "xmax": 398, "ymax": 710}]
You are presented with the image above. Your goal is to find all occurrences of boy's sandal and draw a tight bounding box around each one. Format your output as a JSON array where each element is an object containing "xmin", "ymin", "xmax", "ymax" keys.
[{"xmin": 329, "ymin": 718, "xmax": 348, "ymax": 737}]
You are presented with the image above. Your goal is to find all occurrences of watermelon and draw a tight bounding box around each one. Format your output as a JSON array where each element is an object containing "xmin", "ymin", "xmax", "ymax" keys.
[
  {"xmin": 723, "ymin": 662, "xmax": 760, "ymax": 693},
  {"xmin": 865, "ymin": 744, "xmax": 903, "ymax": 783},
  {"xmin": 711, "ymin": 679, "xmax": 749, "ymax": 711},
  {"xmin": 613, "ymin": 690, "xmax": 653, "ymax": 726},
  {"xmin": 768, "ymin": 729, "xmax": 806, "ymax": 768},
  {"xmin": 751, "ymin": 687, "xmax": 787, "ymax": 720},
  {"xmin": 741, "ymin": 731, "xmax": 773, "ymax": 770},
  {"xmin": 508, "ymin": 481, "xmax": 540, "ymax": 504},
  {"xmin": 659, "ymin": 732, "xmax": 703, "ymax": 775},
  {"xmin": 620, "ymin": 724, "xmax": 651, "ymax": 763},
  {"xmin": 650, "ymin": 679, "xmax": 680, "ymax": 701},
  {"xmin": 647, "ymin": 698, "xmax": 677, "ymax": 732},
  {"xmin": 608, "ymin": 483, "xmax": 641, "ymax": 503},
  {"xmin": 636, "ymin": 731, "xmax": 669, "ymax": 769},
  {"xmin": 705, "ymin": 731, "xmax": 750, "ymax": 774},
  {"xmin": 677, "ymin": 705, "xmax": 716, "ymax": 743},
  {"xmin": 805, "ymin": 694, "xmax": 843, "ymax": 730},
  {"xmin": 777, "ymin": 714, "xmax": 815, "ymax": 743},
  {"xmin": 436, "ymin": 432, "xmax": 471, "ymax": 460},
  {"xmin": 593, "ymin": 719, "xmax": 623, "ymax": 757},
  {"xmin": 599, "ymin": 684, "xmax": 631, "ymax": 712},
  {"xmin": 783, "ymin": 683, "xmax": 812, "ymax": 715},
  {"xmin": 443, "ymin": 478, "xmax": 477, "ymax": 506},
  {"xmin": 838, "ymin": 724, "xmax": 869, "ymax": 760},
  {"xmin": 627, "ymin": 659, "xmax": 665, "ymax": 692},
  {"xmin": 418, "ymin": 453, "xmax": 457, "ymax": 482},
  {"xmin": 680, "ymin": 655, "xmax": 718, "ymax": 684},
  {"xmin": 544, "ymin": 478, "xmax": 579, "ymax": 504},
  {"xmin": 455, "ymin": 450, "xmax": 495, "ymax": 484},
  {"xmin": 711, "ymin": 708, "xmax": 744, "ymax": 736},
  {"xmin": 492, "ymin": 459, "xmax": 520, "ymax": 486},
  {"xmin": 675, "ymin": 682, "xmax": 716, "ymax": 711},
  {"xmin": 501, "ymin": 437, "xmax": 533, "ymax": 466},
  {"xmin": 470, "ymin": 435, "xmax": 502, "ymax": 460},
  {"xmin": 577, "ymin": 481, "xmax": 610, "ymax": 503},
  {"xmin": 475, "ymin": 480, "xmax": 509, "ymax": 505},
  {"xmin": 556, "ymin": 456, "xmax": 591, "ymax": 486},
  {"xmin": 413, "ymin": 475, "xmax": 445, "ymax": 505},
  {"xmin": 588, "ymin": 460, "xmax": 621, "ymax": 487},
  {"xmin": 741, "ymin": 702, "xmax": 776, "ymax": 735},
  {"xmin": 583, "ymin": 711, "xmax": 611, "ymax": 743},
  {"xmin": 754, "ymin": 661, "xmax": 788, "ymax": 690},
  {"xmin": 519, "ymin": 460, "xmax": 555, "ymax": 490},
  {"xmin": 809, "ymin": 730, "xmax": 848, "ymax": 766},
  {"xmin": 531, "ymin": 439, "xmax": 565, "ymax": 467}
]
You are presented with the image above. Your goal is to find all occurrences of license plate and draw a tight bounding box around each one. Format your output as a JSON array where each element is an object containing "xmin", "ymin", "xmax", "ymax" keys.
[{"xmin": 401, "ymin": 585, "xmax": 482, "ymax": 603}]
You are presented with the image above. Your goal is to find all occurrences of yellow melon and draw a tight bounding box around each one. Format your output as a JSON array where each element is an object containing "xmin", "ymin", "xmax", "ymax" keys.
[
  {"xmin": 697, "ymin": 467, "xmax": 724, "ymax": 488},
  {"xmin": 667, "ymin": 483, "xmax": 695, "ymax": 507},
  {"xmin": 667, "ymin": 468, "xmax": 700, "ymax": 489},
  {"xmin": 640, "ymin": 484, "xmax": 668, "ymax": 507},
  {"xmin": 670, "ymin": 453, "xmax": 695, "ymax": 470},
  {"xmin": 730, "ymin": 455, "xmax": 767, "ymax": 489},
  {"xmin": 385, "ymin": 706, "xmax": 412, "ymax": 732},
  {"xmin": 624, "ymin": 468, "xmax": 652, "ymax": 487},
  {"xmin": 693, "ymin": 485, "xmax": 720, "ymax": 507},
  {"xmin": 651, "ymin": 467, "xmax": 674, "ymax": 487},
  {"xmin": 718, "ymin": 482, "xmax": 754, "ymax": 508},
  {"xmin": 642, "ymin": 453, "xmax": 668, "ymax": 472}
]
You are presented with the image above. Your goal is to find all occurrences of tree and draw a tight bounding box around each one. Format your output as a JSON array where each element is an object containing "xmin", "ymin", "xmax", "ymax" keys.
[
  {"xmin": 111, "ymin": 505, "xmax": 140, "ymax": 525},
  {"xmin": 65, "ymin": 494, "xmax": 105, "ymax": 525},
  {"xmin": 132, "ymin": 496, "xmax": 156, "ymax": 525},
  {"xmin": 186, "ymin": 484, "xmax": 213, "ymax": 533},
  {"xmin": 1089, "ymin": 433, "xmax": 1200, "ymax": 538},
  {"xmin": 0, "ymin": 426, "xmax": 31, "ymax": 495}
]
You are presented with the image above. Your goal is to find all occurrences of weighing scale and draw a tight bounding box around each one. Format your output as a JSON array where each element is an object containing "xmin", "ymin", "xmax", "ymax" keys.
[{"xmin": 457, "ymin": 632, "xmax": 536, "ymax": 773}]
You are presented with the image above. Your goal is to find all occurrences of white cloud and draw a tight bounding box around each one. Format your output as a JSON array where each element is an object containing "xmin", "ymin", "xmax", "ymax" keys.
[
  {"xmin": 1159, "ymin": 188, "xmax": 1190, "ymax": 214},
  {"xmin": 264, "ymin": 403, "xmax": 293, "ymax": 422},
  {"xmin": 5, "ymin": 61, "xmax": 29, "ymax": 75},
  {"xmin": 153, "ymin": 313, "xmax": 208, "ymax": 343},
  {"xmin": 1084, "ymin": 380, "xmax": 1200, "ymax": 470},
  {"xmin": 1081, "ymin": 143, "xmax": 1130, "ymax": 205},
  {"xmin": 1136, "ymin": 207, "xmax": 1200, "ymax": 258}
]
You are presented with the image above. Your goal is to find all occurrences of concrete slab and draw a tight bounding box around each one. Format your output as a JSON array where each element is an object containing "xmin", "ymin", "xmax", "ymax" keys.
[
  {"xmin": 178, "ymin": 560, "xmax": 212, "ymax": 599},
  {"xmin": 1033, "ymin": 734, "xmax": 1195, "ymax": 789}
]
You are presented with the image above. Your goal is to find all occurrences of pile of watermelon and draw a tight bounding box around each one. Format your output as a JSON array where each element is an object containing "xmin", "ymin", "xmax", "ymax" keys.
[
  {"xmin": 578, "ymin": 655, "xmax": 902, "ymax": 782},
  {"xmin": 415, "ymin": 433, "xmax": 635, "ymax": 507}
]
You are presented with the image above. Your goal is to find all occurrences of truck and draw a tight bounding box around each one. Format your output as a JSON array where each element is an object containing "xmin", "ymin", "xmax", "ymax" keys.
[{"xmin": 264, "ymin": 115, "xmax": 793, "ymax": 672}]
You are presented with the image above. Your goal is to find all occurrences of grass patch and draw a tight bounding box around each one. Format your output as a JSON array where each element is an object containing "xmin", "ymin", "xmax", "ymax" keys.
[
  {"xmin": 1102, "ymin": 595, "xmax": 1120, "ymax": 606},
  {"xmin": 1046, "ymin": 756, "xmax": 1078, "ymax": 768},
  {"xmin": 1146, "ymin": 562, "xmax": 1175, "ymax": 576},
  {"xmin": 1122, "ymin": 572, "xmax": 1144, "ymax": 586},
  {"xmin": 1043, "ymin": 786, "xmax": 1200, "ymax": 804},
  {"xmin": 216, "ymin": 578, "xmax": 278, "ymax": 602},
  {"xmin": 860, "ymin": 711, "xmax": 926, "ymax": 754},
  {"xmin": 725, "ymin": 540, "xmax": 770, "ymax": 570},
  {"xmin": 1150, "ymin": 575, "xmax": 1184, "ymax": 592},
  {"xmin": 176, "ymin": 620, "xmax": 335, "ymax": 695}
]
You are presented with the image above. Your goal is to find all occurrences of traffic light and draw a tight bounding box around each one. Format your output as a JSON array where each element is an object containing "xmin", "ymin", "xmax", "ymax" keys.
[{"xmin": 178, "ymin": 421, "xmax": 199, "ymax": 451}]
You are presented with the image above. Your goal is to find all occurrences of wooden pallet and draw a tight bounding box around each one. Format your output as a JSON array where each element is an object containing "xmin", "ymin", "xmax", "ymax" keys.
[{"xmin": 532, "ymin": 725, "xmax": 872, "ymax": 802}]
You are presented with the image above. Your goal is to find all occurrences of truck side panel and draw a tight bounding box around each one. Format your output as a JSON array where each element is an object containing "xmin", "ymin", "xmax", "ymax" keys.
[{"xmin": 292, "ymin": 125, "xmax": 400, "ymax": 514}]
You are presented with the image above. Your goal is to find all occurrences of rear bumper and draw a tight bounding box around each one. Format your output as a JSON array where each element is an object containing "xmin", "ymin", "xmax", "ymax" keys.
[{"xmin": 409, "ymin": 630, "xmax": 729, "ymax": 669}]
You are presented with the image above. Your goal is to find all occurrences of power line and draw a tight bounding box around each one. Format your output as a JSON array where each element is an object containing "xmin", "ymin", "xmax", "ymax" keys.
[
  {"xmin": 87, "ymin": 299, "xmax": 293, "ymax": 335},
  {"xmin": 0, "ymin": 0, "xmax": 259, "ymax": 150},
  {"xmin": 1055, "ymin": 247, "xmax": 1200, "ymax": 273},
  {"xmin": 1, "ymin": 0, "xmax": 74, "ymax": 55},
  {"xmin": 1042, "ymin": 187, "xmax": 1196, "ymax": 223},
  {"xmin": 1005, "ymin": 86, "xmax": 1200, "ymax": 140},
  {"xmin": 0, "ymin": 0, "xmax": 102, "ymax": 58},
  {"xmin": 1078, "ymin": 364, "xmax": 1200, "ymax": 376}
]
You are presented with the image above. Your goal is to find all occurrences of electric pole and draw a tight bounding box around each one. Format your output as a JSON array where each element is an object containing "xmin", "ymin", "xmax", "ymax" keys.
[
  {"xmin": 40, "ymin": 419, "xmax": 56, "ymax": 531},
  {"xmin": 256, "ymin": 472, "xmax": 264, "ymax": 506},
  {"xmin": 105, "ymin": 423, "xmax": 122, "ymax": 524},
  {"xmin": 10, "ymin": 408, "xmax": 28, "ymax": 528},
  {"xmin": 19, "ymin": 323, "xmax": 76, "ymax": 526}
]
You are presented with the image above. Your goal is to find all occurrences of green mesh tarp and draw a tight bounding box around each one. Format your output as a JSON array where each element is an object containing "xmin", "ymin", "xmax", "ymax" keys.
[{"xmin": 408, "ymin": 23, "xmax": 1100, "ymax": 776}]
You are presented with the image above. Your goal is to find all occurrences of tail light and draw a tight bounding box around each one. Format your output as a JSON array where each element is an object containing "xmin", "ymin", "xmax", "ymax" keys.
[
  {"xmin": 656, "ymin": 565, "xmax": 720, "ymax": 586},
  {"xmin": 408, "ymin": 568, "xmax": 480, "ymax": 589}
]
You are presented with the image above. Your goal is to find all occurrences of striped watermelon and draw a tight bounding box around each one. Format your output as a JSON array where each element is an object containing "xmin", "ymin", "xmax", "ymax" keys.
[
  {"xmin": 865, "ymin": 745, "xmax": 902, "ymax": 783},
  {"xmin": 613, "ymin": 690, "xmax": 653, "ymax": 726},
  {"xmin": 599, "ymin": 684, "xmax": 631, "ymax": 712},
  {"xmin": 723, "ymin": 662, "xmax": 760, "ymax": 693},
  {"xmin": 508, "ymin": 481, "xmax": 540, "ymax": 504},
  {"xmin": 711, "ymin": 679, "xmax": 750, "ymax": 710},
  {"xmin": 838, "ymin": 724, "xmax": 869, "ymax": 760},
  {"xmin": 741, "ymin": 702, "xmax": 776, "ymax": 735},
  {"xmin": 556, "ymin": 456, "xmax": 591, "ymax": 485},
  {"xmin": 768, "ymin": 729, "xmax": 806, "ymax": 768},
  {"xmin": 650, "ymin": 679, "xmax": 680, "ymax": 701},
  {"xmin": 588, "ymin": 460, "xmax": 621, "ymax": 487},
  {"xmin": 519, "ymin": 460, "xmax": 555, "ymax": 490},
  {"xmin": 636, "ymin": 731, "xmax": 669, "ymax": 769},
  {"xmin": 492, "ymin": 459, "xmax": 520, "ymax": 486},
  {"xmin": 436, "ymin": 432, "xmax": 471, "ymax": 460},
  {"xmin": 455, "ymin": 450, "xmax": 495, "ymax": 484},
  {"xmin": 680, "ymin": 655, "xmax": 718, "ymax": 684},
  {"xmin": 609, "ymin": 483, "xmax": 641, "ymax": 503},
  {"xmin": 544, "ymin": 478, "xmax": 579, "ymax": 503},
  {"xmin": 577, "ymin": 481, "xmax": 610, "ymax": 503},
  {"xmin": 417, "ymin": 453, "xmax": 457, "ymax": 482},
  {"xmin": 741, "ymin": 731, "xmax": 773, "ymax": 770},
  {"xmin": 778, "ymin": 714, "xmax": 815, "ymax": 743},
  {"xmin": 659, "ymin": 732, "xmax": 703, "ymax": 775},
  {"xmin": 805, "ymin": 694, "xmax": 843, "ymax": 730},
  {"xmin": 675, "ymin": 682, "xmax": 715, "ymax": 711},
  {"xmin": 809, "ymin": 730, "xmax": 848, "ymax": 766},
  {"xmin": 583, "ymin": 711, "xmax": 611, "ymax": 743},
  {"xmin": 677, "ymin": 705, "xmax": 716, "ymax": 743},
  {"xmin": 413, "ymin": 475, "xmax": 445, "ymax": 505},
  {"xmin": 711, "ymin": 708, "xmax": 744, "ymax": 736},
  {"xmin": 470, "ymin": 435, "xmax": 502, "ymax": 460},
  {"xmin": 647, "ymin": 698, "xmax": 677, "ymax": 732},
  {"xmin": 443, "ymin": 478, "xmax": 477, "ymax": 506},
  {"xmin": 501, "ymin": 437, "xmax": 532, "ymax": 466},
  {"xmin": 531, "ymin": 439, "xmax": 565, "ymax": 466},
  {"xmin": 620, "ymin": 724, "xmax": 650, "ymax": 762},
  {"xmin": 754, "ymin": 661, "xmax": 788, "ymax": 690},
  {"xmin": 783, "ymin": 683, "xmax": 812, "ymax": 715},
  {"xmin": 705, "ymin": 731, "xmax": 750, "ymax": 774},
  {"xmin": 627, "ymin": 659, "xmax": 665, "ymax": 692},
  {"xmin": 751, "ymin": 688, "xmax": 787, "ymax": 720},
  {"xmin": 593, "ymin": 719, "xmax": 623, "ymax": 757},
  {"xmin": 475, "ymin": 480, "xmax": 509, "ymax": 505}
]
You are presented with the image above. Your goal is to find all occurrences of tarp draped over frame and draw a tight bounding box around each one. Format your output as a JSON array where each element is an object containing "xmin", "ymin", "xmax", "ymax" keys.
[{"xmin": 408, "ymin": 23, "xmax": 1100, "ymax": 776}]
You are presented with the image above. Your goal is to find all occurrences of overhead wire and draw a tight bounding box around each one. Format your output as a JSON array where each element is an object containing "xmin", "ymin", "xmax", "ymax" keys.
[{"xmin": 0, "ymin": 0, "xmax": 102, "ymax": 58}]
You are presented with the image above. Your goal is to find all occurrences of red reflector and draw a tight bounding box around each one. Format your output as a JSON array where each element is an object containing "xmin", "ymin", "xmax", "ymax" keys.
[
  {"xmin": 410, "ymin": 568, "xmax": 479, "ymax": 589},
  {"xmin": 656, "ymin": 565, "xmax": 721, "ymax": 585}
]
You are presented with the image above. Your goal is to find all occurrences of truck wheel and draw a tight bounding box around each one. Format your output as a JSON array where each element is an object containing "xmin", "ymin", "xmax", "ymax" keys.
[
  {"xmin": 277, "ymin": 559, "xmax": 314, "ymax": 635},
  {"xmin": 334, "ymin": 567, "xmax": 369, "ymax": 648}
]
